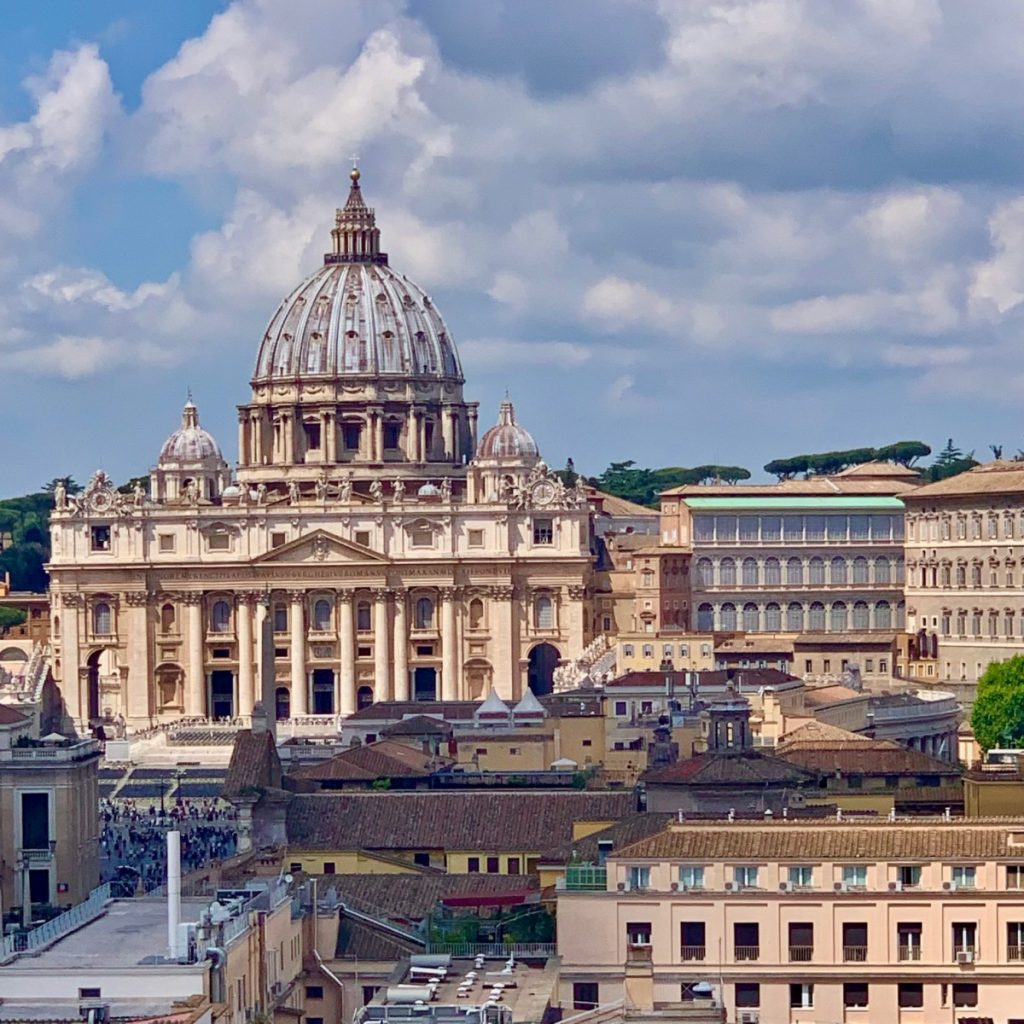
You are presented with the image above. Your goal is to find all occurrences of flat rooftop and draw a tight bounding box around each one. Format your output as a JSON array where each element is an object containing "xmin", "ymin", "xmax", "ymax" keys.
[{"xmin": 17, "ymin": 898, "xmax": 210, "ymax": 970}]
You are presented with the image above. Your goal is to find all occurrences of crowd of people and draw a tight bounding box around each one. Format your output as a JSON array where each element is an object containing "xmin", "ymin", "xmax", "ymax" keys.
[{"xmin": 99, "ymin": 798, "xmax": 239, "ymax": 894}]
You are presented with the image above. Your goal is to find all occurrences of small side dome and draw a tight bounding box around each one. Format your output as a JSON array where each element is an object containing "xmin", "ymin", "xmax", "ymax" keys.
[
  {"xmin": 159, "ymin": 399, "xmax": 223, "ymax": 465},
  {"xmin": 476, "ymin": 398, "xmax": 539, "ymax": 463},
  {"xmin": 418, "ymin": 482, "xmax": 440, "ymax": 497}
]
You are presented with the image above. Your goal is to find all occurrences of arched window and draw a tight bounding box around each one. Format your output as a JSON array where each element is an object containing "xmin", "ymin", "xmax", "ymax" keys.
[
  {"xmin": 273, "ymin": 603, "xmax": 288, "ymax": 633},
  {"xmin": 764, "ymin": 558, "xmax": 781, "ymax": 586},
  {"xmin": 830, "ymin": 557, "xmax": 847, "ymax": 585},
  {"xmin": 356, "ymin": 600, "xmax": 372, "ymax": 632},
  {"xmin": 719, "ymin": 558, "xmax": 736, "ymax": 586},
  {"xmin": 786, "ymin": 558, "xmax": 803, "ymax": 585},
  {"xmin": 697, "ymin": 558, "xmax": 714, "ymax": 586},
  {"xmin": 160, "ymin": 603, "xmax": 176, "ymax": 634},
  {"xmin": 357, "ymin": 685, "xmax": 374, "ymax": 710},
  {"xmin": 697, "ymin": 603, "xmax": 714, "ymax": 630},
  {"xmin": 875, "ymin": 557, "xmax": 891, "ymax": 584},
  {"xmin": 313, "ymin": 599, "xmax": 332, "ymax": 631},
  {"xmin": 786, "ymin": 602, "xmax": 804, "ymax": 631},
  {"xmin": 415, "ymin": 597, "xmax": 435, "ymax": 630},
  {"xmin": 764, "ymin": 603, "xmax": 781, "ymax": 631},
  {"xmin": 742, "ymin": 558, "xmax": 759, "ymax": 586},
  {"xmin": 468, "ymin": 598, "xmax": 484, "ymax": 630},
  {"xmin": 809, "ymin": 558, "xmax": 825, "ymax": 585},
  {"xmin": 955, "ymin": 565, "xmax": 966, "ymax": 588},
  {"xmin": 941, "ymin": 565, "xmax": 951, "ymax": 587},
  {"xmin": 852, "ymin": 557, "xmax": 868, "ymax": 584},
  {"xmin": 93, "ymin": 601, "xmax": 112, "ymax": 635},
  {"xmin": 896, "ymin": 602, "xmax": 905, "ymax": 628},
  {"xmin": 720, "ymin": 603, "xmax": 737, "ymax": 631},
  {"xmin": 809, "ymin": 602, "xmax": 826, "ymax": 631},
  {"xmin": 830, "ymin": 601, "xmax": 848, "ymax": 632},
  {"xmin": 742, "ymin": 603, "xmax": 759, "ymax": 631},
  {"xmin": 535, "ymin": 595, "xmax": 554, "ymax": 629},
  {"xmin": 971, "ymin": 564, "xmax": 982, "ymax": 587},
  {"xmin": 852, "ymin": 601, "xmax": 869, "ymax": 630},
  {"xmin": 875, "ymin": 601, "xmax": 892, "ymax": 629},
  {"xmin": 211, "ymin": 600, "xmax": 231, "ymax": 633}
]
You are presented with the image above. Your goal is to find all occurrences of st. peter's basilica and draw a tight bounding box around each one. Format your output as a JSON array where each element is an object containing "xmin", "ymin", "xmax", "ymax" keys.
[{"xmin": 47, "ymin": 168, "xmax": 593, "ymax": 730}]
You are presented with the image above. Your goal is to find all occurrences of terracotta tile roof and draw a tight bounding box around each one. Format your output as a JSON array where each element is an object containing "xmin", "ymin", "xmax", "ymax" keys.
[
  {"xmin": 904, "ymin": 460, "xmax": 1024, "ymax": 500},
  {"xmin": 0, "ymin": 704, "xmax": 29, "ymax": 725},
  {"xmin": 286, "ymin": 790, "xmax": 634, "ymax": 852},
  {"xmin": 381, "ymin": 715, "xmax": 453, "ymax": 737},
  {"xmin": 587, "ymin": 488, "xmax": 660, "ymax": 518},
  {"xmin": 802, "ymin": 685, "xmax": 866, "ymax": 707},
  {"xmin": 335, "ymin": 916, "xmax": 421, "ymax": 960},
  {"xmin": 615, "ymin": 819, "xmax": 1024, "ymax": 861},
  {"xmin": 779, "ymin": 745, "xmax": 963, "ymax": 778},
  {"xmin": 289, "ymin": 740, "xmax": 452, "ymax": 782},
  {"xmin": 541, "ymin": 813, "xmax": 676, "ymax": 865},
  {"xmin": 643, "ymin": 750, "xmax": 820, "ymax": 787},
  {"xmin": 320, "ymin": 872, "xmax": 539, "ymax": 921},
  {"xmin": 221, "ymin": 729, "xmax": 282, "ymax": 799}
]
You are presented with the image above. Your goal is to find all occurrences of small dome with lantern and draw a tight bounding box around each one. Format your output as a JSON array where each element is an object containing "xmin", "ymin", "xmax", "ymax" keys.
[
  {"xmin": 159, "ymin": 398, "xmax": 223, "ymax": 464},
  {"xmin": 475, "ymin": 397, "xmax": 540, "ymax": 464},
  {"xmin": 151, "ymin": 396, "xmax": 230, "ymax": 503}
]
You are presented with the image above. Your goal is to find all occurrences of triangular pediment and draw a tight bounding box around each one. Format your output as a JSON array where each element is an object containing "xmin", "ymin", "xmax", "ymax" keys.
[{"xmin": 256, "ymin": 529, "xmax": 389, "ymax": 564}]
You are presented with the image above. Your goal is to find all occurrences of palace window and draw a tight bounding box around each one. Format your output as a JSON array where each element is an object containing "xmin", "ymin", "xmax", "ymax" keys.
[
  {"xmin": 211, "ymin": 600, "xmax": 231, "ymax": 634},
  {"xmin": 720, "ymin": 603, "xmax": 737, "ymax": 631},
  {"xmin": 414, "ymin": 597, "xmax": 435, "ymax": 630},
  {"xmin": 158, "ymin": 534, "xmax": 175, "ymax": 553},
  {"xmin": 342, "ymin": 422, "xmax": 362, "ymax": 451},
  {"xmin": 304, "ymin": 422, "xmax": 322, "ymax": 450},
  {"xmin": 273, "ymin": 603, "xmax": 288, "ymax": 633},
  {"xmin": 313, "ymin": 599, "xmax": 332, "ymax": 632},
  {"xmin": 535, "ymin": 595, "xmax": 554, "ymax": 629},
  {"xmin": 786, "ymin": 602, "xmax": 803, "ymax": 631},
  {"xmin": 383, "ymin": 421, "xmax": 402, "ymax": 450},
  {"xmin": 808, "ymin": 602, "xmax": 826, "ymax": 631},
  {"xmin": 356, "ymin": 601, "xmax": 372, "ymax": 632},
  {"xmin": 875, "ymin": 556, "xmax": 891, "ymax": 584},
  {"xmin": 411, "ymin": 525, "xmax": 433, "ymax": 547},
  {"xmin": 93, "ymin": 601, "xmax": 112, "ymax": 635},
  {"xmin": 741, "ymin": 558, "xmax": 758, "ymax": 585},
  {"xmin": 90, "ymin": 525, "xmax": 111, "ymax": 552},
  {"xmin": 719, "ymin": 558, "xmax": 736, "ymax": 586},
  {"xmin": 764, "ymin": 603, "xmax": 781, "ymax": 631},
  {"xmin": 830, "ymin": 557, "xmax": 847, "ymax": 584},
  {"xmin": 468, "ymin": 529, "xmax": 484, "ymax": 547},
  {"xmin": 809, "ymin": 557, "xmax": 825, "ymax": 585},
  {"xmin": 533, "ymin": 518, "xmax": 553, "ymax": 545},
  {"xmin": 468, "ymin": 598, "xmax": 484, "ymax": 630},
  {"xmin": 764, "ymin": 558, "xmax": 781, "ymax": 585}
]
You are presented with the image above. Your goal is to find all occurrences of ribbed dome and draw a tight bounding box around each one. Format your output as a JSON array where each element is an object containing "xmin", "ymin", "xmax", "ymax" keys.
[
  {"xmin": 159, "ymin": 400, "xmax": 223, "ymax": 464},
  {"xmin": 252, "ymin": 168, "xmax": 462, "ymax": 384},
  {"xmin": 476, "ymin": 398, "xmax": 540, "ymax": 462}
]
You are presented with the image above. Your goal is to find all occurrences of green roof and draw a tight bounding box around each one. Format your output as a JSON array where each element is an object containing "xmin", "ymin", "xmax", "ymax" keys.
[{"xmin": 683, "ymin": 496, "xmax": 905, "ymax": 511}]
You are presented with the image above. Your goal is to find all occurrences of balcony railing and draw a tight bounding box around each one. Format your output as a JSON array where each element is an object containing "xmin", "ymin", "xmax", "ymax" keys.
[
  {"xmin": 953, "ymin": 945, "xmax": 977, "ymax": 962},
  {"xmin": 1009, "ymin": 946, "xmax": 1024, "ymax": 962},
  {"xmin": 734, "ymin": 945, "xmax": 760, "ymax": 961},
  {"xmin": 680, "ymin": 945, "xmax": 706, "ymax": 961},
  {"xmin": 789, "ymin": 946, "xmax": 813, "ymax": 962},
  {"xmin": 898, "ymin": 945, "xmax": 922, "ymax": 961},
  {"xmin": 843, "ymin": 945, "xmax": 868, "ymax": 962}
]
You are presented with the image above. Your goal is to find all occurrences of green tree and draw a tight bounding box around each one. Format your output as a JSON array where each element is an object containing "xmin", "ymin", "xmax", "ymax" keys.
[
  {"xmin": 0, "ymin": 607, "xmax": 27, "ymax": 631},
  {"xmin": 971, "ymin": 656, "xmax": 1024, "ymax": 752},
  {"xmin": 41, "ymin": 476, "xmax": 82, "ymax": 496},
  {"xmin": 927, "ymin": 438, "xmax": 978, "ymax": 482},
  {"xmin": 875, "ymin": 440, "xmax": 931, "ymax": 468}
]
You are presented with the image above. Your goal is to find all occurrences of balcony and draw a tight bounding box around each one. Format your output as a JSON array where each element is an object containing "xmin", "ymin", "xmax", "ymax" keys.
[
  {"xmin": 734, "ymin": 946, "xmax": 759, "ymax": 961},
  {"xmin": 898, "ymin": 945, "xmax": 922, "ymax": 962},
  {"xmin": 788, "ymin": 946, "xmax": 813, "ymax": 962},
  {"xmin": 564, "ymin": 866, "xmax": 607, "ymax": 891},
  {"xmin": 843, "ymin": 946, "xmax": 868, "ymax": 962},
  {"xmin": 1009, "ymin": 946, "xmax": 1024, "ymax": 962},
  {"xmin": 680, "ymin": 945, "xmax": 706, "ymax": 962},
  {"xmin": 2, "ymin": 738, "xmax": 100, "ymax": 763}
]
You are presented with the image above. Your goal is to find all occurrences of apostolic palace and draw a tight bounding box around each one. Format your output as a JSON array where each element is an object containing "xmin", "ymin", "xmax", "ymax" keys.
[{"xmin": 46, "ymin": 167, "xmax": 592, "ymax": 730}]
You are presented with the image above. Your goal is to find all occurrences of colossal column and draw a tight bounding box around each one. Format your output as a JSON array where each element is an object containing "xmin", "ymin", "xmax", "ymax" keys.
[
  {"xmin": 374, "ymin": 589, "xmax": 391, "ymax": 701},
  {"xmin": 125, "ymin": 592, "xmax": 152, "ymax": 722},
  {"xmin": 290, "ymin": 591, "xmax": 307, "ymax": 716},
  {"xmin": 338, "ymin": 591, "xmax": 355, "ymax": 716},
  {"xmin": 393, "ymin": 590, "xmax": 409, "ymax": 701},
  {"xmin": 490, "ymin": 585, "xmax": 515, "ymax": 700},
  {"xmin": 60, "ymin": 594, "xmax": 83, "ymax": 723},
  {"xmin": 441, "ymin": 587, "xmax": 457, "ymax": 701},
  {"xmin": 237, "ymin": 593, "xmax": 255, "ymax": 717},
  {"xmin": 184, "ymin": 594, "xmax": 205, "ymax": 716}
]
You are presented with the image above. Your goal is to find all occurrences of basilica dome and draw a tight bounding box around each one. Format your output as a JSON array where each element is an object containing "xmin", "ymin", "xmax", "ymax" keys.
[
  {"xmin": 252, "ymin": 168, "xmax": 462, "ymax": 384},
  {"xmin": 476, "ymin": 398, "xmax": 540, "ymax": 463},
  {"xmin": 159, "ymin": 399, "xmax": 223, "ymax": 464}
]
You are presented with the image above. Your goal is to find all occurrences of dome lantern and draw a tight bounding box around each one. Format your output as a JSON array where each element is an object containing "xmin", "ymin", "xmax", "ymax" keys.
[{"xmin": 328, "ymin": 165, "xmax": 387, "ymax": 266}]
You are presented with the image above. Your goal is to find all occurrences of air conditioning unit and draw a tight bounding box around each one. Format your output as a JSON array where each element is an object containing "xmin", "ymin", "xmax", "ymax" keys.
[
  {"xmin": 889, "ymin": 881, "xmax": 902, "ymax": 892},
  {"xmin": 739, "ymin": 1012, "xmax": 760, "ymax": 1024},
  {"xmin": 670, "ymin": 882, "xmax": 679, "ymax": 892},
  {"xmin": 779, "ymin": 881, "xmax": 793, "ymax": 893},
  {"xmin": 834, "ymin": 881, "xmax": 848, "ymax": 893},
  {"xmin": 617, "ymin": 882, "xmax": 626, "ymax": 892},
  {"xmin": 724, "ymin": 881, "xmax": 736, "ymax": 892},
  {"xmin": 943, "ymin": 880, "xmax": 956, "ymax": 891},
  {"xmin": 957, "ymin": 950, "xmax": 975, "ymax": 964}
]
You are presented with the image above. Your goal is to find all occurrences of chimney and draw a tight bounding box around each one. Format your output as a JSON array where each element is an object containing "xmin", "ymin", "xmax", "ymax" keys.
[{"xmin": 167, "ymin": 830, "xmax": 181, "ymax": 960}]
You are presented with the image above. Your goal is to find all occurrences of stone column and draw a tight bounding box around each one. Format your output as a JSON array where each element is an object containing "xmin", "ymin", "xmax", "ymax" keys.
[
  {"xmin": 125, "ymin": 592, "xmax": 151, "ymax": 722},
  {"xmin": 490, "ymin": 586, "xmax": 515, "ymax": 700},
  {"xmin": 290, "ymin": 591, "xmax": 307, "ymax": 717},
  {"xmin": 184, "ymin": 594, "xmax": 206, "ymax": 716},
  {"xmin": 60, "ymin": 594, "xmax": 83, "ymax": 723},
  {"xmin": 468, "ymin": 406, "xmax": 478, "ymax": 457},
  {"xmin": 374, "ymin": 589, "xmax": 391, "ymax": 701},
  {"xmin": 407, "ymin": 408, "xmax": 420, "ymax": 462},
  {"xmin": 237, "ymin": 412, "xmax": 249, "ymax": 468},
  {"xmin": 237, "ymin": 593, "xmax": 255, "ymax": 717},
  {"xmin": 566, "ymin": 585, "xmax": 587, "ymax": 658},
  {"xmin": 338, "ymin": 591, "xmax": 355, "ymax": 716},
  {"xmin": 441, "ymin": 408, "xmax": 454, "ymax": 463},
  {"xmin": 441, "ymin": 587, "xmax": 457, "ymax": 701},
  {"xmin": 393, "ymin": 590, "xmax": 409, "ymax": 701},
  {"xmin": 325, "ymin": 410, "xmax": 337, "ymax": 463}
]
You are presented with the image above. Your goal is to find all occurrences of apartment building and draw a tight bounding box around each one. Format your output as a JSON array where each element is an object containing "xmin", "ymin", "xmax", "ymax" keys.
[
  {"xmin": 658, "ymin": 464, "xmax": 915, "ymax": 636},
  {"xmin": 557, "ymin": 817, "xmax": 1024, "ymax": 1024},
  {"xmin": 904, "ymin": 460, "xmax": 1024, "ymax": 685}
]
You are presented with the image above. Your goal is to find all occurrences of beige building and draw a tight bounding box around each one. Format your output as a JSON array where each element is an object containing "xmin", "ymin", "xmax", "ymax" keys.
[
  {"xmin": 904, "ymin": 460, "xmax": 1024, "ymax": 685},
  {"xmin": 46, "ymin": 167, "xmax": 592, "ymax": 732},
  {"xmin": 558, "ymin": 816, "xmax": 1024, "ymax": 1024}
]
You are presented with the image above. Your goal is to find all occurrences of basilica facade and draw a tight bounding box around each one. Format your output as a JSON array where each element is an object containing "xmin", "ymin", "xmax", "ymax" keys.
[{"xmin": 47, "ymin": 168, "xmax": 593, "ymax": 730}]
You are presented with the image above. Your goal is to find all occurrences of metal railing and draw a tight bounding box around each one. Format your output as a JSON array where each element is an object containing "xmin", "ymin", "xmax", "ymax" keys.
[
  {"xmin": 680, "ymin": 945, "xmax": 706, "ymax": 961},
  {"xmin": 424, "ymin": 942, "xmax": 556, "ymax": 958},
  {"xmin": 1, "ymin": 883, "xmax": 110, "ymax": 960},
  {"xmin": 789, "ymin": 946, "xmax": 813, "ymax": 962},
  {"xmin": 1009, "ymin": 946, "xmax": 1023, "ymax": 962},
  {"xmin": 843, "ymin": 945, "xmax": 868, "ymax": 962},
  {"xmin": 734, "ymin": 945, "xmax": 759, "ymax": 961},
  {"xmin": 898, "ymin": 945, "xmax": 922, "ymax": 961}
]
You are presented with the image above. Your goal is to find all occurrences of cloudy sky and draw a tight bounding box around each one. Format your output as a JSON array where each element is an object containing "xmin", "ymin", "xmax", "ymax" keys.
[{"xmin": 3, "ymin": 0, "xmax": 1024, "ymax": 495}]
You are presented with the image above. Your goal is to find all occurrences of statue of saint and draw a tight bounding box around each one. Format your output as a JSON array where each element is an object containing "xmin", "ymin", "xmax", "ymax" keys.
[
  {"xmin": 315, "ymin": 473, "xmax": 329, "ymax": 501},
  {"xmin": 288, "ymin": 480, "xmax": 301, "ymax": 505},
  {"xmin": 392, "ymin": 479, "xmax": 405, "ymax": 503},
  {"xmin": 133, "ymin": 482, "xmax": 145, "ymax": 508},
  {"xmin": 339, "ymin": 474, "xmax": 353, "ymax": 502},
  {"xmin": 439, "ymin": 477, "xmax": 452, "ymax": 503},
  {"xmin": 369, "ymin": 479, "xmax": 384, "ymax": 504},
  {"xmin": 53, "ymin": 480, "xmax": 67, "ymax": 510},
  {"xmin": 256, "ymin": 482, "xmax": 267, "ymax": 506}
]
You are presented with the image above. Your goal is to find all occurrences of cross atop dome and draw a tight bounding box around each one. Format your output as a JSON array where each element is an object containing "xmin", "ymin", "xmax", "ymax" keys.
[{"xmin": 328, "ymin": 162, "xmax": 388, "ymax": 266}]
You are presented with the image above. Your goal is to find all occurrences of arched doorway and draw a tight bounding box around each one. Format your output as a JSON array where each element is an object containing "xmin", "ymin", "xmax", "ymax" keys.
[
  {"xmin": 86, "ymin": 650, "xmax": 104, "ymax": 722},
  {"xmin": 275, "ymin": 686, "xmax": 290, "ymax": 721},
  {"xmin": 527, "ymin": 643, "xmax": 559, "ymax": 697},
  {"xmin": 357, "ymin": 685, "xmax": 374, "ymax": 709},
  {"xmin": 413, "ymin": 667, "xmax": 437, "ymax": 702}
]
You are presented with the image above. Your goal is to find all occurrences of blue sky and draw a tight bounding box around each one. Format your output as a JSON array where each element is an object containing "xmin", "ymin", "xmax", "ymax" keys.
[{"xmin": 4, "ymin": 0, "xmax": 1024, "ymax": 495}]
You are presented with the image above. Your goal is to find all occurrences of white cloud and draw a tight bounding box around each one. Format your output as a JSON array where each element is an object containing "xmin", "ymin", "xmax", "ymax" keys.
[
  {"xmin": 969, "ymin": 197, "xmax": 1024, "ymax": 317},
  {"xmin": 460, "ymin": 337, "xmax": 596, "ymax": 369}
]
